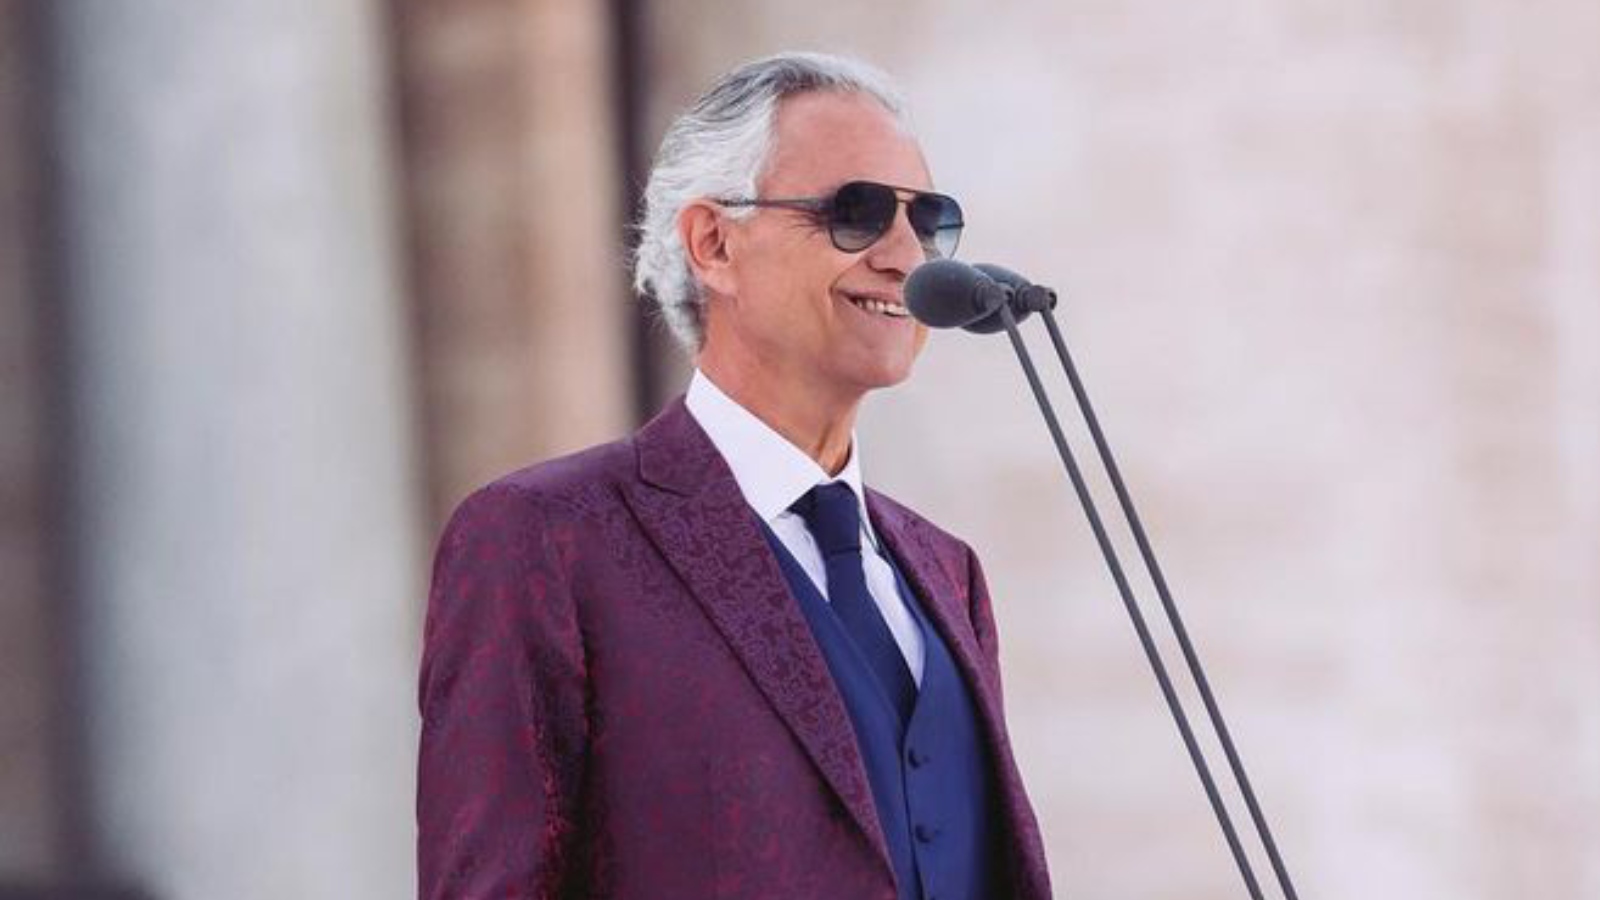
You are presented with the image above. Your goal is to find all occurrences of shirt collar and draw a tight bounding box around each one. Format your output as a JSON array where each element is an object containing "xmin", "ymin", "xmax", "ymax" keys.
[{"xmin": 685, "ymin": 369, "xmax": 872, "ymax": 530}]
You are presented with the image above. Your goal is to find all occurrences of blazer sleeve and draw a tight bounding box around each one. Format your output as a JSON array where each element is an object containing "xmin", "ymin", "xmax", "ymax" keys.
[{"xmin": 417, "ymin": 483, "xmax": 589, "ymax": 900}]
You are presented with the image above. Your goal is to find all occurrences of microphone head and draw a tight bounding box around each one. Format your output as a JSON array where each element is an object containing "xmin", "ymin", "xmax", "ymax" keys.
[
  {"xmin": 973, "ymin": 262, "xmax": 1030, "ymax": 286},
  {"xmin": 965, "ymin": 263, "xmax": 1034, "ymax": 333},
  {"xmin": 905, "ymin": 259, "xmax": 1008, "ymax": 329}
]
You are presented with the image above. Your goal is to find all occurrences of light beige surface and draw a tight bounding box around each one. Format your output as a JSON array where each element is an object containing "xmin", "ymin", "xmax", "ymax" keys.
[
  {"xmin": 49, "ymin": 1, "xmax": 423, "ymax": 897},
  {"xmin": 394, "ymin": 0, "xmax": 633, "ymax": 526},
  {"xmin": 642, "ymin": 2, "xmax": 1600, "ymax": 897}
]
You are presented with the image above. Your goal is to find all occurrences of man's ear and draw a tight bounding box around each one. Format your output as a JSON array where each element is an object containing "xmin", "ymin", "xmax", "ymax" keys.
[{"xmin": 678, "ymin": 200, "xmax": 738, "ymax": 298}]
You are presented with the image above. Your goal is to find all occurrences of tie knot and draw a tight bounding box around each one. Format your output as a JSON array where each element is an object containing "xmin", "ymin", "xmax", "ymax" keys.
[{"xmin": 791, "ymin": 482, "xmax": 862, "ymax": 558}]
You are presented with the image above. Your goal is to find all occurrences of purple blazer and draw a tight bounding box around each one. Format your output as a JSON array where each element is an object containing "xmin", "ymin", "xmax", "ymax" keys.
[{"xmin": 417, "ymin": 398, "xmax": 1052, "ymax": 899}]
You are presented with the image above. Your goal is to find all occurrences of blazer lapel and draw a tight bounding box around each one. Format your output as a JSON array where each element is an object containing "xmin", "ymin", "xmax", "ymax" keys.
[
  {"xmin": 621, "ymin": 399, "xmax": 890, "ymax": 870},
  {"xmin": 866, "ymin": 493, "xmax": 1002, "ymax": 714},
  {"xmin": 869, "ymin": 490, "xmax": 1052, "ymax": 898}
]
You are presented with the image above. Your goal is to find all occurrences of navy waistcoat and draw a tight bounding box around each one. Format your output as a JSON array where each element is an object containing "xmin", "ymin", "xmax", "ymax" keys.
[{"xmin": 760, "ymin": 523, "xmax": 1000, "ymax": 900}]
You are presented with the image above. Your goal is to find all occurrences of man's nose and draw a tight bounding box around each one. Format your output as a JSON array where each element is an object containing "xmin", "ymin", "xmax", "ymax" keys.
[{"xmin": 864, "ymin": 204, "xmax": 926, "ymax": 277}]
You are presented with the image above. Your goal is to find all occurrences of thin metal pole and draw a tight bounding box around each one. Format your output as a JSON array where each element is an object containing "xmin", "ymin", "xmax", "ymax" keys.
[
  {"xmin": 1039, "ymin": 307, "xmax": 1300, "ymax": 900},
  {"xmin": 996, "ymin": 303, "xmax": 1265, "ymax": 900}
]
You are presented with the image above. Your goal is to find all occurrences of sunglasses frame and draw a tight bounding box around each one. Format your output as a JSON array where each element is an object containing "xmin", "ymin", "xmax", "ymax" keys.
[{"xmin": 716, "ymin": 179, "xmax": 964, "ymax": 260}]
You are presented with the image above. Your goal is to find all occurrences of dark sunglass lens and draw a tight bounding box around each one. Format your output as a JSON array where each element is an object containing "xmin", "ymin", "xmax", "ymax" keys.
[
  {"xmin": 909, "ymin": 193, "xmax": 964, "ymax": 258},
  {"xmin": 829, "ymin": 182, "xmax": 898, "ymax": 251}
]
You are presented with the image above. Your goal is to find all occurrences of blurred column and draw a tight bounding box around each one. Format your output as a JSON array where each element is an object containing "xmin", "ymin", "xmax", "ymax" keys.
[
  {"xmin": 391, "ymin": 0, "xmax": 633, "ymax": 527},
  {"xmin": 47, "ymin": 2, "xmax": 421, "ymax": 899},
  {"xmin": 0, "ymin": 0, "xmax": 62, "ymax": 881}
]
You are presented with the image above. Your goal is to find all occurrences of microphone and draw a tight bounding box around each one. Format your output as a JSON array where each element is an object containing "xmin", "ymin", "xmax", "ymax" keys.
[
  {"xmin": 904, "ymin": 260, "xmax": 1057, "ymax": 333},
  {"xmin": 903, "ymin": 259, "xmax": 1008, "ymax": 329},
  {"xmin": 968, "ymin": 263, "xmax": 1057, "ymax": 333},
  {"xmin": 915, "ymin": 258, "xmax": 1302, "ymax": 900}
]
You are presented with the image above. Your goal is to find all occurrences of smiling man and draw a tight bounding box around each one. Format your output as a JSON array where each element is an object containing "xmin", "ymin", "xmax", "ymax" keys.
[{"xmin": 417, "ymin": 53, "xmax": 1051, "ymax": 900}]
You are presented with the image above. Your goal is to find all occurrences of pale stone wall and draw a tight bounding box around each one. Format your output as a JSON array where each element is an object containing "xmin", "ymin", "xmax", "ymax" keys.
[
  {"xmin": 641, "ymin": 3, "xmax": 1600, "ymax": 897},
  {"xmin": 392, "ymin": 0, "xmax": 633, "ymax": 527},
  {"xmin": 47, "ymin": 1, "xmax": 423, "ymax": 897},
  {"xmin": 8, "ymin": 0, "xmax": 638, "ymax": 895}
]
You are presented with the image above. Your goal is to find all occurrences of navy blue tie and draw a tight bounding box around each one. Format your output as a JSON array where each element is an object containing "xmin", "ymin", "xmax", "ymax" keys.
[{"xmin": 791, "ymin": 483, "xmax": 918, "ymax": 726}]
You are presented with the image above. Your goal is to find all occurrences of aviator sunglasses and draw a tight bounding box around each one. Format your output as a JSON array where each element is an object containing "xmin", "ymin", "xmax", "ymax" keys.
[{"xmin": 716, "ymin": 180, "xmax": 964, "ymax": 259}]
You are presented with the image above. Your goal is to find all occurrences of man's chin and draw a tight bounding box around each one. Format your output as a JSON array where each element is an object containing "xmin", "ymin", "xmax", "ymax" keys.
[{"xmin": 845, "ymin": 358, "xmax": 920, "ymax": 395}]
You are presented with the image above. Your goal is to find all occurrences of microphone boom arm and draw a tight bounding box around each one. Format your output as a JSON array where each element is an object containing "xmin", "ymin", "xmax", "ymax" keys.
[
  {"xmin": 994, "ymin": 300, "xmax": 1273, "ymax": 900},
  {"xmin": 1034, "ymin": 304, "xmax": 1301, "ymax": 899}
]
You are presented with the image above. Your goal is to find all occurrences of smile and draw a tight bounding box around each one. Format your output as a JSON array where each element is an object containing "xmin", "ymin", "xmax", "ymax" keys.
[{"xmin": 843, "ymin": 293, "xmax": 911, "ymax": 319}]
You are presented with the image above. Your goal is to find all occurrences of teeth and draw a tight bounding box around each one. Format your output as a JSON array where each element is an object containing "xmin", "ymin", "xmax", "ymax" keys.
[{"xmin": 849, "ymin": 296, "xmax": 910, "ymax": 318}]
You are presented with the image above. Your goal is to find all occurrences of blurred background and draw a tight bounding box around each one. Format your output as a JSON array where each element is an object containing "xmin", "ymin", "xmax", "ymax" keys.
[{"xmin": 3, "ymin": 0, "xmax": 1598, "ymax": 898}]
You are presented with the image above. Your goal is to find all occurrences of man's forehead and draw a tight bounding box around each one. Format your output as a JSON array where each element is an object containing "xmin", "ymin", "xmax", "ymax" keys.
[{"xmin": 760, "ymin": 91, "xmax": 932, "ymax": 193}]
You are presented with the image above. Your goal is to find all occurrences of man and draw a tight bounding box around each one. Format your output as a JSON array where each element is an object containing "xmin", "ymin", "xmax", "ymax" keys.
[{"xmin": 417, "ymin": 52, "xmax": 1051, "ymax": 899}]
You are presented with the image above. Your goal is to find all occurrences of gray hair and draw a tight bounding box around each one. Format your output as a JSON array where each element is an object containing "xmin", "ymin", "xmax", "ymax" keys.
[{"xmin": 631, "ymin": 52, "xmax": 911, "ymax": 350}]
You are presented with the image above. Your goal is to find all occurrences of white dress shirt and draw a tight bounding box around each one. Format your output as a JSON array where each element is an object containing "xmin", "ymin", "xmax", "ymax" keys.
[{"xmin": 684, "ymin": 369, "xmax": 926, "ymax": 684}]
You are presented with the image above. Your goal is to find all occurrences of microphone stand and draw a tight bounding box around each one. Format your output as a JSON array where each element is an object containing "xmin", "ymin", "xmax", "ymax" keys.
[
  {"xmin": 1034, "ymin": 303, "xmax": 1301, "ymax": 900},
  {"xmin": 994, "ymin": 298, "xmax": 1288, "ymax": 900}
]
